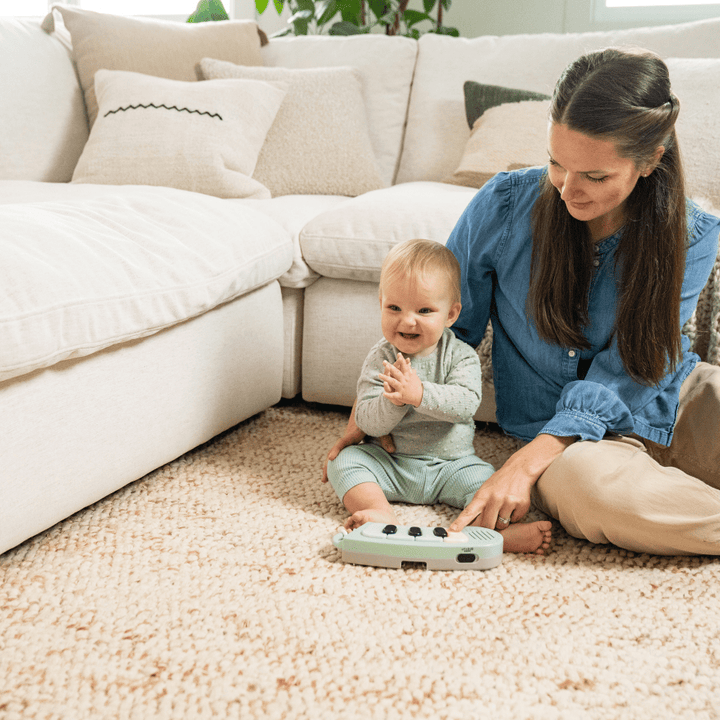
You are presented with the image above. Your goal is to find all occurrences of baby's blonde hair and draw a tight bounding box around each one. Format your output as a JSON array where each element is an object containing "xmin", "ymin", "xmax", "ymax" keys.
[{"xmin": 379, "ymin": 239, "xmax": 462, "ymax": 306}]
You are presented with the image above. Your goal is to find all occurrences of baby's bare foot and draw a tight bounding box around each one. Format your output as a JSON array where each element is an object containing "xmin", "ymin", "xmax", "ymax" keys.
[
  {"xmin": 499, "ymin": 520, "xmax": 552, "ymax": 554},
  {"xmin": 344, "ymin": 508, "xmax": 397, "ymax": 531}
]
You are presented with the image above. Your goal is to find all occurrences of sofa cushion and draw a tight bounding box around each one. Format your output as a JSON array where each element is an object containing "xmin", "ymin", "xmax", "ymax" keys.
[
  {"xmin": 0, "ymin": 18, "xmax": 88, "ymax": 183},
  {"xmin": 71, "ymin": 69, "xmax": 287, "ymax": 199},
  {"xmin": 236, "ymin": 194, "xmax": 347, "ymax": 289},
  {"xmin": 666, "ymin": 58, "xmax": 720, "ymax": 209},
  {"xmin": 261, "ymin": 35, "xmax": 417, "ymax": 188},
  {"xmin": 197, "ymin": 59, "xmax": 384, "ymax": 198},
  {"xmin": 397, "ymin": 16, "xmax": 720, "ymax": 184},
  {"xmin": 0, "ymin": 184, "xmax": 292, "ymax": 383},
  {"xmin": 299, "ymin": 182, "xmax": 477, "ymax": 282},
  {"xmin": 47, "ymin": 5, "xmax": 266, "ymax": 127}
]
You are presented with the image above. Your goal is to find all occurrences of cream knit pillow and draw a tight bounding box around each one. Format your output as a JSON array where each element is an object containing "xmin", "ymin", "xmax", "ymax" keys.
[
  {"xmin": 72, "ymin": 69, "xmax": 287, "ymax": 199},
  {"xmin": 197, "ymin": 58, "xmax": 385, "ymax": 197}
]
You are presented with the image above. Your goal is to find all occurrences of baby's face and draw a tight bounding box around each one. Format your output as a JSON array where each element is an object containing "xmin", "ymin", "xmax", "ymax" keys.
[{"xmin": 380, "ymin": 271, "xmax": 460, "ymax": 358}]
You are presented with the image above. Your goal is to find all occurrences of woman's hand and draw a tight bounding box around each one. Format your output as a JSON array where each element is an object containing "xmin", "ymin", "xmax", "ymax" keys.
[
  {"xmin": 449, "ymin": 433, "xmax": 575, "ymax": 531},
  {"xmin": 321, "ymin": 399, "xmax": 395, "ymax": 482}
]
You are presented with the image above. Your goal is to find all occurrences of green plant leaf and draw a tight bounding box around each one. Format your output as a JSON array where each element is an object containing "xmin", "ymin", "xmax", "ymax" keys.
[
  {"xmin": 316, "ymin": 0, "xmax": 339, "ymax": 25},
  {"xmin": 296, "ymin": 0, "xmax": 316, "ymax": 13},
  {"xmin": 187, "ymin": 0, "xmax": 230, "ymax": 22},
  {"xmin": 402, "ymin": 9, "xmax": 432, "ymax": 26},
  {"xmin": 423, "ymin": 0, "xmax": 436, "ymax": 13},
  {"xmin": 433, "ymin": 24, "xmax": 458, "ymax": 35},
  {"xmin": 273, "ymin": 0, "xmax": 285, "ymax": 12},
  {"xmin": 255, "ymin": 0, "xmax": 270, "ymax": 13},
  {"xmin": 337, "ymin": 0, "xmax": 362, "ymax": 23},
  {"xmin": 329, "ymin": 19, "xmax": 365, "ymax": 34},
  {"xmin": 289, "ymin": 8, "xmax": 314, "ymax": 20}
]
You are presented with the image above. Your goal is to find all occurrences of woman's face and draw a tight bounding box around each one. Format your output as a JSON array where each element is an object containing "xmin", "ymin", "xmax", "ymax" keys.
[{"xmin": 547, "ymin": 122, "xmax": 646, "ymax": 242}]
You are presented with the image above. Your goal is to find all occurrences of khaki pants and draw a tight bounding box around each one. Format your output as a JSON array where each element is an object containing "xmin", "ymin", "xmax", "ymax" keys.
[{"xmin": 533, "ymin": 362, "xmax": 720, "ymax": 555}]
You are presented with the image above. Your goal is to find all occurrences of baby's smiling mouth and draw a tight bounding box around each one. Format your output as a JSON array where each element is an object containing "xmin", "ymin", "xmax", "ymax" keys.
[{"xmin": 399, "ymin": 332, "xmax": 419, "ymax": 339}]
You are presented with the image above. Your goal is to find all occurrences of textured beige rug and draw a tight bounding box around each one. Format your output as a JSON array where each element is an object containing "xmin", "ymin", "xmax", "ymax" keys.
[{"xmin": 1, "ymin": 400, "xmax": 719, "ymax": 720}]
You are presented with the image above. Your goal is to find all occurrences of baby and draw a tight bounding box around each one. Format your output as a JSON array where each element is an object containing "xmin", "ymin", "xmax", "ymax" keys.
[{"xmin": 326, "ymin": 239, "xmax": 551, "ymax": 554}]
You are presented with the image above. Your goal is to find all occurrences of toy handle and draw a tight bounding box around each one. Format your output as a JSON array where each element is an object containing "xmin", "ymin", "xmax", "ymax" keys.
[{"xmin": 332, "ymin": 528, "xmax": 348, "ymax": 548}]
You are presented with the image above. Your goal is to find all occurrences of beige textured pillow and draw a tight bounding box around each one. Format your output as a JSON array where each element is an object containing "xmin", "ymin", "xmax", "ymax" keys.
[
  {"xmin": 446, "ymin": 100, "xmax": 550, "ymax": 188},
  {"xmin": 198, "ymin": 58, "xmax": 385, "ymax": 197},
  {"xmin": 72, "ymin": 69, "xmax": 287, "ymax": 199},
  {"xmin": 49, "ymin": 5, "xmax": 266, "ymax": 127}
]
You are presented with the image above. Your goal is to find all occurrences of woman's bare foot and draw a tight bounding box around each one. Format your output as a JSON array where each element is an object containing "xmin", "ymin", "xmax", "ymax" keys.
[
  {"xmin": 344, "ymin": 508, "xmax": 398, "ymax": 531},
  {"xmin": 499, "ymin": 520, "xmax": 552, "ymax": 554}
]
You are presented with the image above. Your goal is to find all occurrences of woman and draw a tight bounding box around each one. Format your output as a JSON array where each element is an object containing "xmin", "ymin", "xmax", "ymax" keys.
[{"xmin": 326, "ymin": 48, "xmax": 720, "ymax": 555}]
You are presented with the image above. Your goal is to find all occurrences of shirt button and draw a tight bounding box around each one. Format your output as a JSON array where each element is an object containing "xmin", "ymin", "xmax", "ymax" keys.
[
  {"xmin": 593, "ymin": 259, "xmax": 600, "ymax": 267},
  {"xmin": 568, "ymin": 350, "xmax": 576, "ymax": 358}
]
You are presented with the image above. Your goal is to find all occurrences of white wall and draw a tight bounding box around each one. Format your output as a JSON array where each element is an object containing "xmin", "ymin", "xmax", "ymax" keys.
[{"xmin": 242, "ymin": 0, "xmax": 720, "ymax": 38}]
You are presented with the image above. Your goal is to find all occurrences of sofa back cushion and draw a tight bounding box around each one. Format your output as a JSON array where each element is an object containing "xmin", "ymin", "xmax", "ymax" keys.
[
  {"xmin": 0, "ymin": 18, "xmax": 88, "ymax": 183},
  {"xmin": 397, "ymin": 16, "xmax": 720, "ymax": 185},
  {"xmin": 261, "ymin": 35, "xmax": 417, "ymax": 188}
]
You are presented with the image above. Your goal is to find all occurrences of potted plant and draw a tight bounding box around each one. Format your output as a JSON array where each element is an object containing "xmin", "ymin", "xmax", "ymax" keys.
[{"xmin": 255, "ymin": 0, "xmax": 458, "ymax": 38}]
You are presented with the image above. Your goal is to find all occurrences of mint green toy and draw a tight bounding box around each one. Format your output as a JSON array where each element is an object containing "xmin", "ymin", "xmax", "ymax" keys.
[{"xmin": 332, "ymin": 522, "xmax": 503, "ymax": 571}]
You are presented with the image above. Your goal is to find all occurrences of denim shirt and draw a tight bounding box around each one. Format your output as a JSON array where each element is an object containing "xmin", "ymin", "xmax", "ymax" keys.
[{"xmin": 447, "ymin": 166, "xmax": 720, "ymax": 445}]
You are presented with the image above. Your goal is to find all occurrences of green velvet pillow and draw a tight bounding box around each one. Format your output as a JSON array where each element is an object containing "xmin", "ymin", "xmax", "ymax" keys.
[{"xmin": 463, "ymin": 81, "xmax": 550, "ymax": 128}]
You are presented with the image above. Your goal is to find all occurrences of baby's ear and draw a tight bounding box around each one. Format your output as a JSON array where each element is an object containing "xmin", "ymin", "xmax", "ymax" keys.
[{"xmin": 446, "ymin": 302, "xmax": 462, "ymax": 327}]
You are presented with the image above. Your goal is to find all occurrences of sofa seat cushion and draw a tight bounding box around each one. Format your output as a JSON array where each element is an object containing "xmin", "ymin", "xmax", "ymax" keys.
[
  {"xmin": 236, "ymin": 194, "xmax": 347, "ymax": 289},
  {"xmin": 0, "ymin": 182, "xmax": 292, "ymax": 383},
  {"xmin": 298, "ymin": 182, "xmax": 477, "ymax": 282}
]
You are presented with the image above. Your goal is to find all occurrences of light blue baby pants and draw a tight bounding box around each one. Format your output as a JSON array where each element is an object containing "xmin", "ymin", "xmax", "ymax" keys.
[{"xmin": 327, "ymin": 443, "xmax": 495, "ymax": 510}]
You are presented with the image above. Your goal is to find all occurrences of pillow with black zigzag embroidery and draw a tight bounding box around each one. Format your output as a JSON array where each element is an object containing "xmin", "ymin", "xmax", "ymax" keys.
[{"xmin": 72, "ymin": 69, "xmax": 287, "ymax": 199}]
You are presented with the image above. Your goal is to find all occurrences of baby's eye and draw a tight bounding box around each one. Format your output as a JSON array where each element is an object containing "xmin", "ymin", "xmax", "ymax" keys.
[
  {"xmin": 419, "ymin": 308, "xmax": 433, "ymax": 314},
  {"xmin": 388, "ymin": 305, "xmax": 401, "ymax": 312}
]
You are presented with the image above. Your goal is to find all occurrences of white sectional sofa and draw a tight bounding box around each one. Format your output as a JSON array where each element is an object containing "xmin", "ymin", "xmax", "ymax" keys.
[{"xmin": 2, "ymin": 6, "xmax": 720, "ymax": 555}]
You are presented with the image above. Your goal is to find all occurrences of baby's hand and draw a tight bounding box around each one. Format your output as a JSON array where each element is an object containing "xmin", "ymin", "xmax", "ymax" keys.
[{"xmin": 379, "ymin": 353, "xmax": 423, "ymax": 407}]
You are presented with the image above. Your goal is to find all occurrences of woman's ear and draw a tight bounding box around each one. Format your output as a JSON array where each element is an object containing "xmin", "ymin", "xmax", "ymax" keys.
[{"xmin": 642, "ymin": 145, "xmax": 665, "ymax": 177}]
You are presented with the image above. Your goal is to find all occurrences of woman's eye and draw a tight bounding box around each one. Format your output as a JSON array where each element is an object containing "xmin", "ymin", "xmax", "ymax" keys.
[{"xmin": 586, "ymin": 175, "xmax": 607, "ymax": 184}]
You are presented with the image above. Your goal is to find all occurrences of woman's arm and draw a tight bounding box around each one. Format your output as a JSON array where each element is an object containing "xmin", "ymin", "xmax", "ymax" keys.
[{"xmin": 449, "ymin": 433, "xmax": 576, "ymax": 531}]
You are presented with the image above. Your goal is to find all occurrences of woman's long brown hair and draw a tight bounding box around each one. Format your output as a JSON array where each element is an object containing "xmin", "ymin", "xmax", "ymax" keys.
[{"xmin": 529, "ymin": 48, "xmax": 687, "ymax": 386}]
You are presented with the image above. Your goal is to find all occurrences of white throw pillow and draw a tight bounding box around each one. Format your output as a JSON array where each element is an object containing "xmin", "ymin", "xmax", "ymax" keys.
[
  {"xmin": 71, "ymin": 69, "xmax": 287, "ymax": 199},
  {"xmin": 198, "ymin": 58, "xmax": 385, "ymax": 197}
]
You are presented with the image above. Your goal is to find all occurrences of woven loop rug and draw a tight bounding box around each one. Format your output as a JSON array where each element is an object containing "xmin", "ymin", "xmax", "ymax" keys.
[{"xmin": 1, "ymin": 401, "xmax": 718, "ymax": 719}]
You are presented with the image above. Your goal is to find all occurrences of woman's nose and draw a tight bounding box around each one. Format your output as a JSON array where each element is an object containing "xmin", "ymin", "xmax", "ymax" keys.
[{"xmin": 560, "ymin": 173, "xmax": 580, "ymax": 200}]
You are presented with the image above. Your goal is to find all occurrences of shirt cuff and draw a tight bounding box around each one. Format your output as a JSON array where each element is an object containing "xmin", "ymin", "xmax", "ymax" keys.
[{"xmin": 540, "ymin": 380, "xmax": 635, "ymax": 442}]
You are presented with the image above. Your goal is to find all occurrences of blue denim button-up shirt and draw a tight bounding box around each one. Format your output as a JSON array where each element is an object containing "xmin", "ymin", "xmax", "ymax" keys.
[{"xmin": 447, "ymin": 167, "xmax": 720, "ymax": 445}]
